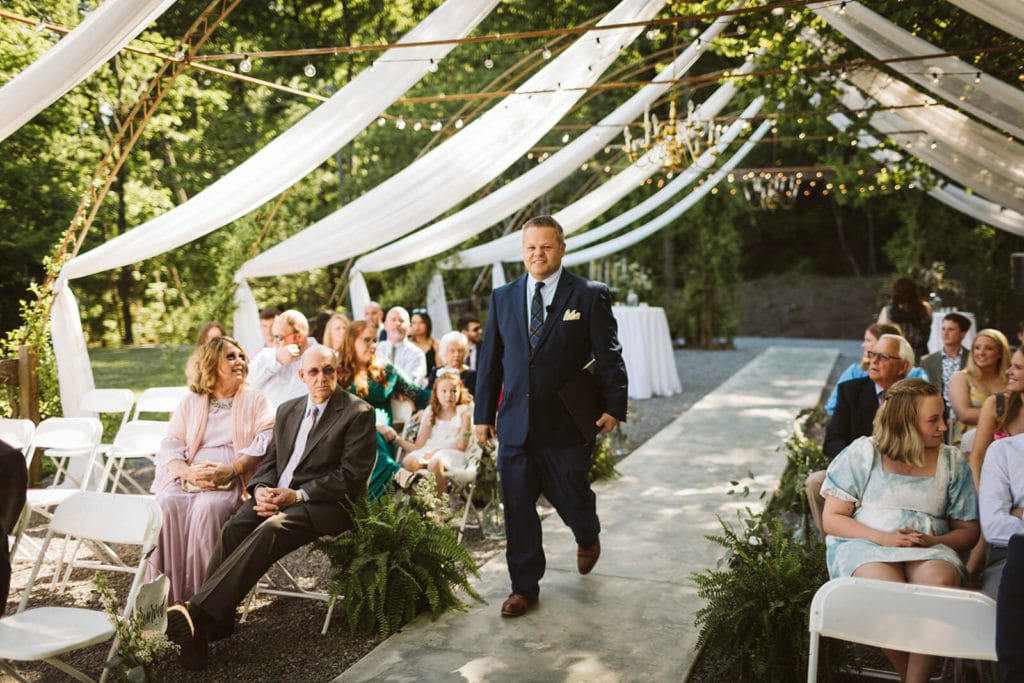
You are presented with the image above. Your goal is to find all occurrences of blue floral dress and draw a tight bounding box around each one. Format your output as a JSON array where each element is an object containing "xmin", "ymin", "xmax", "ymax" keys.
[
  {"xmin": 346, "ymin": 363, "xmax": 430, "ymax": 501},
  {"xmin": 821, "ymin": 436, "xmax": 978, "ymax": 583}
]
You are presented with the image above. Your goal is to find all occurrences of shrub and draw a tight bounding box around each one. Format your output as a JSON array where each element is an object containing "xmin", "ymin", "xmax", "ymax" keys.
[
  {"xmin": 588, "ymin": 434, "xmax": 619, "ymax": 482},
  {"xmin": 691, "ymin": 510, "xmax": 842, "ymax": 681},
  {"xmin": 314, "ymin": 494, "xmax": 484, "ymax": 637}
]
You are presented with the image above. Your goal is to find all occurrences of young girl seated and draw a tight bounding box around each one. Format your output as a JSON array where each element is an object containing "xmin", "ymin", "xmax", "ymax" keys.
[{"xmin": 397, "ymin": 371, "xmax": 477, "ymax": 496}]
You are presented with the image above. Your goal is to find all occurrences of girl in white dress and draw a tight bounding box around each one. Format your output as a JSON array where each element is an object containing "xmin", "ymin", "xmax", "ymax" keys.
[{"xmin": 398, "ymin": 372, "xmax": 476, "ymax": 495}]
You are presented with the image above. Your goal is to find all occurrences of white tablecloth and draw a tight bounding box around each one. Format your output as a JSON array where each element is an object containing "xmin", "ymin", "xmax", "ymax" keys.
[
  {"xmin": 612, "ymin": 305, "xmax": 681, "ymax": 400},
  {"xmin": 927, "ymin": 310, "xmax": 977, "ymax": 354}
]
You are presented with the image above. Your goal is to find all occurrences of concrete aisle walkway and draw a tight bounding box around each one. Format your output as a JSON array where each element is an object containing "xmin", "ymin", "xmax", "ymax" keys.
[{"xmin": 336, "ymin": 346, "xmax": 838, "ymax": 682}]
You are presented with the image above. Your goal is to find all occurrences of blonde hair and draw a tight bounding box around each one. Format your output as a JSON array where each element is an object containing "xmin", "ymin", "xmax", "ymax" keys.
[
  {"xmin": 276, "ymin": 309, "xmax": 309, "ymax": 336},
  {"xmin": 964, "ymin": 328, "xmax": 1011, "ymax": 380},
  {"xmin": 428, "ymin": 374, "xmax": 470, "ymax": 426},
  {"xmin": 323, "ymin": 312, "xmax": 350, "ymax": 352},
  {"xmin": 186, "ymin": 336, "xmax": 246, "ymax": 396},
  {"xmin": 873, "ymin": 378, "xmax": 940, "ymax": 467}
]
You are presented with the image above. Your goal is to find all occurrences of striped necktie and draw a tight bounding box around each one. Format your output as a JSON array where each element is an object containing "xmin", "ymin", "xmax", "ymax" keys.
[{"xmin": 529, "ymin": 281, "xmax": 545, "ymax": 351}]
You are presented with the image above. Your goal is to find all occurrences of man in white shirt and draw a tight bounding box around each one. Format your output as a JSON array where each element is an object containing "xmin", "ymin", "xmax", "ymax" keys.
[
  {"xmin": 376, "ymin": 306, "xmax": 427, "ymax": 388},
  {"xmin": 458, "ymin": 314, "xmax": 483, "ymax": 372},
  {"xmin": 246, "ymin": 309, "xmax": 320, "ymax": 408}
]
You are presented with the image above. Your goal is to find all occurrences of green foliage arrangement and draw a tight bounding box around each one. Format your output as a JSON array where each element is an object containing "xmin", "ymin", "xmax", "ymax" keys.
[
  {"xmin": 314, "ymin": 493, "xmax": 484, "ymax": 638},
  {"xmin": 770, "ymin": 408, "xmax": 830, "ymax": 526},
  {"xmin": 95, "ymin": 573, "xmax": 179, "ymax": 683},
  {"xmin": 691, "ymin": 510, "xmax": 841, "ymax": 682},
  {"xmin": 588, "ymin": 434, "xmax": 620, "ymax": 483}
]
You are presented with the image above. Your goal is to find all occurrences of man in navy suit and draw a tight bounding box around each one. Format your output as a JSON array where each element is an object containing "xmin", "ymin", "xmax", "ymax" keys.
[{"xmin": 475, "ymin": 215, "xmax": 628, "ymax": 618}]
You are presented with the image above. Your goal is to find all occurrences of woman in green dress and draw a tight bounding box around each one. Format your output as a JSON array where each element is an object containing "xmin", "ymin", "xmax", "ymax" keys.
[{"xmin": 337, "ymin": 320, "xmax": 430, "ymax": 500}]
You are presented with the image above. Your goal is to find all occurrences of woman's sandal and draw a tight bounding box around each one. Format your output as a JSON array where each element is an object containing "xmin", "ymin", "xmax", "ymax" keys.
[{"xmin": 395, "ymin": 469, "xmax": 425, "ymax": 490}]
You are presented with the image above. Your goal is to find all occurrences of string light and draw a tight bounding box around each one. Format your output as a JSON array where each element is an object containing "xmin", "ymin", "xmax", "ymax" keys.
[
  {"xmin": 395, "ymin": 115, "xmax": 406, "ymax": 130},
  {"xmin": 430, "ymin": 120, "xmax": 442, "ymax": 132},
  {"xmin": 172, "ymin": 46, "xmax": 185, "ymax": 61},
  {"xmin": 975, "ymin": 72, "xmax": 981, "ymax": 84},
  {"xmin": 429, "ymin": 58, "xmax": 438, "ymax": 73},
  {"xmin": 376, "ymin": 117, "xmax": 385, "ymax": 126},
  {"xmin": 303, "ymin": 62, "xmax": 316, "ymax": 77},
  {"xmin": 454, "ymin": 118, "xmax": 464, "ymax": 129},
  {"xmin": 238, "ymin": 55, "xmax": 252, "ymax": 73},
  {"xmin": 413, "ymin": 120, "xmax": 422, "ymax": 131},
  {"xmin": 34, "ymin": 16, "xmax": 47, "ymax": 31},
  {"xmin": 483, "ymin": 53, "xmax": 494, "ymax": 69},
  {"xmin": 541, "ymin": 47, "xmax": 552, "ymax": 59},
  {"xmin": 838, "ymin": 1, "xmax": 847, "ymax": 15}
]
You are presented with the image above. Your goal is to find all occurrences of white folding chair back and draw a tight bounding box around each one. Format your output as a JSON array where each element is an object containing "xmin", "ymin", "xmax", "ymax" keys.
[
  {"xmin": 133, "ymin": 386, "xmax": 189, "ymax": 419},
  {"xmin": 31, "ymin": 417, "xmax": 104, "ymax": 492},
  {"xmin": 807, "ymin": 577, "xmax": 997, "ymax": 682},
  {"xmin": 103, "ymin": 419, "xmax": 168, "ymax": 494},
  {"xmin": 0, "ymin": 417, "xmax": 35, "ymax": 453},
  {"xmin": 79, "ymin": 388, "xmax": 135, "ymax": 430},
  {"xmin": 0, "ymin": 492, "xmax": 162, "ymax": 683}
]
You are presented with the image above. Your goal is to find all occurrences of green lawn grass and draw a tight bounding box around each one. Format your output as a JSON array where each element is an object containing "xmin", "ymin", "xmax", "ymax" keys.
[{"xmin": 89, "ymin": 345, "xmax": 193, "ymax": 393}]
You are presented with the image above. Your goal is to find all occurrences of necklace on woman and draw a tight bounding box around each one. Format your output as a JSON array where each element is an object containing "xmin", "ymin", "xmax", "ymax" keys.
[{"xmin": 210, "ymin": 396, "xmax": 234, "ymax": 410}]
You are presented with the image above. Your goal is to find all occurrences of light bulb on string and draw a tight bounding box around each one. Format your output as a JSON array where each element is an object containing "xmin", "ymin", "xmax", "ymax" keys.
[
  {"xmin": 542, "ymin": 47, "xmax": 552, "ymax": 60},
  {"xmin": 377, "ymin": 117, "xmax": 386, "ymax": 127},
  {"xmin": 736, "ymin": 25, "xmax": 746, "ymax": 35},
  {"xmin": 975, "ymin": 72, "xmax": 981, "ymax": 84},
  {"xmin": 838, "ymin": 1, "xmax": 846, "ymax": 15},
  {"xmin": 561, "ymin": 133, "xmax": 570, "ymax": 143},
  {"xmin": 413, "ymin": 121, "xmax": 422, "ymax": 131},
  {"xmin": 430, "ymin": 120, "xmax": 442, "ymax": 132},
  {"xmin": 483, "ymin": 54, "xmax": 494, "ymax": 69},
  {"xmin": 172, "ymin": 46, "xmax": 185, "ymax": 61},
  {"xmin": 839, "ymin": 66, "xmax": 847, "ymax": 80},
  {"xmin": 303, "ymin": 62, "xmax": 317, "ymax": 78},
  {"xmin": 396, "ymin": 116, "xmax": 406, "ymax": 130},
  {"xmin": 454, "ymin": 118, "xmax": 464, "ymax": 129},
  {"xmin": 429, "ymin": 58, "xmax": 438, "ymax": 73},
  {"xmin": 34, "ymin": 16, "xmax": 47, "ymax": 31},
  {"xmin": 239, "ymin": 56, "xmax": 252, "ymax": 73},
  {"xmin": 645, "ymin": 28, "xmax": 661, "ymax": 40}
]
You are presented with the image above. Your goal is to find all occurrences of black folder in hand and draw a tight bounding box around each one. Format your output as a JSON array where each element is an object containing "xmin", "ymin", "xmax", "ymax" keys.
[{"xmin": 557, "ymin": 359, "xmax": 604, "ymax": 444}]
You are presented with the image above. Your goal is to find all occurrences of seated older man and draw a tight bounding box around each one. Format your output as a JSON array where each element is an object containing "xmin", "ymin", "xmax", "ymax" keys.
[
  {"xmin": 166, "ymin": 346, "xmax": 376, "ymax": 670},
  {"xmin": 246, "ymin": 309, "xmax": 320, "ymax": 408},
  {"xmin": 806, "ymin": 334, "xmax": 914, "ymax": 533},
  {"xmin": 376, "ymin": 306, "xmax": 428, "ymax": 388}
]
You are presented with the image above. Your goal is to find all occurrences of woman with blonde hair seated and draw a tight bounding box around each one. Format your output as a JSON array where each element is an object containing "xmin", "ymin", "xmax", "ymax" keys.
[
  {"xmin": 321, "ymin": 312, "xmax": 350, "ymax": 355},
  {"xmin": 822, "ymin": 378, "xmax": 979, "ymax": 683},
  {"xmin": 949, "ymin": 328, "xmax": 1010, "ymax": 447},
  {"xmin": 147, "ymin": 336, "xmax": 275, "ymax": 603}
]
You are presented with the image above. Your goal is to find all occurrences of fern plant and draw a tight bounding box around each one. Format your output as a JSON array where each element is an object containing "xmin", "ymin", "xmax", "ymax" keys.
[
  {"xmin": 690, "ymin": 510, "xmax": 845, "ymax": 681},
  {"xmin": 588, "ymin": 434, "xmax": 619, "ymax": 482},
  {"xmin": 314, "ymin": 493, "xmax": 484, "ymax": 637}
]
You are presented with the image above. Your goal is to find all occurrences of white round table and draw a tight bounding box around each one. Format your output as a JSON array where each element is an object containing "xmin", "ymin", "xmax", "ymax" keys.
[{"xmin": 612, "ymin": 305, "xmax": 682, "ymax": 400}]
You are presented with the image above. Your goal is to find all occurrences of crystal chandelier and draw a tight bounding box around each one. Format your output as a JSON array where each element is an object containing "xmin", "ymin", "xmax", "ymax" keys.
[
  {"xmin": 741, "ymin": 171, "xmax": 802, "ymax": 211},
  {"xmin": 622, "ymin": 98, "xmax": 722, "ymax": 175}
]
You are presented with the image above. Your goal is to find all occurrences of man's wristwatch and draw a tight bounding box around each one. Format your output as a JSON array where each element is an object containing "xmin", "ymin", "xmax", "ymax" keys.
[{"xmin": 293, "ymin": 490, "xmax": 303, "ymax": 505}]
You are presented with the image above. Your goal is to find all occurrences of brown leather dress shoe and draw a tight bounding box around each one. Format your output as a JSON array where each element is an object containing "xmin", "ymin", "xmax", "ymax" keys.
[
  {"xmin": 577, "ymin": 538, "xmax": 601, "ymax": 575},
  {"xmin": 166, "ymin": 603, "xmax": 209, "ymax": 670},
  {"xmin": 500, "ymin": 593, "xmax": 538, "ymax": 618}
]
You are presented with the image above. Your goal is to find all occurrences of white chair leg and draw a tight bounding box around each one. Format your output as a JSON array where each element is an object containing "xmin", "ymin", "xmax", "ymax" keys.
[
  {"xmin": 807, "ymin": 631, "xmax": 819, "ymax": 683},
  {"xmin": 457, "ymin": 482, "xmax": 476, "ymax": 542},
  {"xmin": 322, "ymin": 594, "xmax": 337, "ymax": 635}
]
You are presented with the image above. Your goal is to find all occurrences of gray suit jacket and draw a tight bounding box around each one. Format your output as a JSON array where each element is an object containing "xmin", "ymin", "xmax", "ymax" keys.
[
  {"xmin": 921, "ymin": 347, "xmax": 969, "ymax": 393},
  {"xmin": 248, "ymin": 387, "xmax": 376, "ymax": 536}
]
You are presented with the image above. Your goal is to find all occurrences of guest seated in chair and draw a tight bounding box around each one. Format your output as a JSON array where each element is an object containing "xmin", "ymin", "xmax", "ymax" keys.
[
  {"xmin": 949, "ymin": 328, "xmax": 1010, "ymax": 449},
  {"xmin": 337, "ymin": 320, "xmax": 430, "ymax": 499},
  {"xmin": 434, "ymin": 330, "xmax": 476, "ymax": 399},
  {"xmin": 148, "ymin": 336, "xmax": 276, "ymax": 604},
  {"xmin": 825, "ymin": 323, "xmax": 928, "ymax": 415},
  {"xmin": 398, "ymin": 372, "xmax": 478, "ymax": 497},
  {"xmin": 822, "ymin": 378, "xmax": 979, "ymax": 683},
  {"xmin": 166, "ymin": 345, "xmax": 376, "ymax": 670}
]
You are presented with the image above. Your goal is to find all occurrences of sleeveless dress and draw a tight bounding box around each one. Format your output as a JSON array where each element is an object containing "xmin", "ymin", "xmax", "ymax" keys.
[
  {"xmin": 406, "ymin": 405, "xmax": 480, "ymax": 484},
  {"xmin": 951, "ymin": 375, "xmax": 990, "ymax": 447},
  {"xmin": 821, "ymin": 437, "xmax": 978, "ymax": 583}
]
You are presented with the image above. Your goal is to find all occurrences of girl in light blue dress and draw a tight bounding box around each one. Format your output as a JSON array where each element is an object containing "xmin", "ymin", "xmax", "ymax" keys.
[{"xmin": 822, "ymin": 378, "xmax": 980, "ymax": 683}]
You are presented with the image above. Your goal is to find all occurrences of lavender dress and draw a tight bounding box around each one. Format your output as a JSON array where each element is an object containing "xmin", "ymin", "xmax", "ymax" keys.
[{"xmin": 148, "ymin": 403, "xmax": 271, "ymax": 603}]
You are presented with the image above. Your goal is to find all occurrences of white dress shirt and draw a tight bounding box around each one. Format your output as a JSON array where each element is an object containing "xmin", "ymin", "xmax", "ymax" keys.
[
  {"xmin": 525, "ymin": 267, "xmax": 563, "ymax": 329},
  {"xmin": 246, "ymin": 338, "xmax": 320, "ymax": 409},
  {"xmin": 376, "ymin": 338, "xmax": 428, "ymax": 388},
  {"xmin": 979, "ymin": 432, "xmax": 1024, "ymax": 548}
]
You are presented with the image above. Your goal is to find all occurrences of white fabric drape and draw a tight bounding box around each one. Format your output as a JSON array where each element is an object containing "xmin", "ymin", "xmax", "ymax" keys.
[
  {"xmin": 828, "ymin": 111, "xmax": 1024, "ymax": 236},
  {"xmin": 945, "ymin": 0, "xmax": 1024, "ymax": 40},
  {"xmin": 51, "ymin": 0, "xmax": 497, "ymax": 417},
  {"xmin": 234, "ymin": 0, "xmax": 667, "ymax": 285},
  {"xmin": 811, "ymin": 1, "xmax": 1024, "ymax": 139},
  {"xmin": 561, "ymin": 120, "xmax": 771, "ymax": 267},
  {"xmin": 449, "ymin": 78, "xmax": 759, "ymax": 269},
  {"xmin": 846, "ymin": 68, "xmax": 1024, "ymax": 193},
  {"xmin": 0, "ymin": 0, "xmax": 175, "ymax": 143},
  {"xmin": 349, "ymin": 7, "xmax": 737, "ymax": 275},
  {"xmin": 426, "ymin": 273, "xmax": 452, "ymax": 337},
  {"xmin": 491, "ymin": 263, "xmax": 507, "ymax": 289},
  {"xmin": 838, "ymin": 84, "xmax": 1024, "ymax": 213},
  {"xmin": 347, "ymin": 271, "xmax": 371, "ymax": 333},
  {"xmin": 50, "ymin": 284, "xmax": 95, "ymax": 417}
]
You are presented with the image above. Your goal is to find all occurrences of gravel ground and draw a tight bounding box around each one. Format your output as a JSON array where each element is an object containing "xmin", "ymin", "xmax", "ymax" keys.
[{"xmin": 4, "ymin": 337, "xmax": 859, "ymax": 682}]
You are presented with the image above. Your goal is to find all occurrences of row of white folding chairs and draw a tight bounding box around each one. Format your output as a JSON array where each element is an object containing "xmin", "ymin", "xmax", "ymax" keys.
[{"xmin": 0, "ymin": 491, "xmax": 165, "ymax": 683}]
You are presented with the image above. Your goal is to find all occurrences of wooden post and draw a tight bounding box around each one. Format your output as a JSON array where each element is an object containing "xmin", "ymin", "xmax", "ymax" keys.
[{"xmin": 19, "ymin": 345, "xmax": 40, "ymax": 483}]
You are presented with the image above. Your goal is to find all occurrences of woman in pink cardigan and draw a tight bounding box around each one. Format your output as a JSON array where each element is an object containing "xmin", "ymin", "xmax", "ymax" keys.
[{"xmin": 147, "ymin": 336, "xmax": 275, "ymax": 603}]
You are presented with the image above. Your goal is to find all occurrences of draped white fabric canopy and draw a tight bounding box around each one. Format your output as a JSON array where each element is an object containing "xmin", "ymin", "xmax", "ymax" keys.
[
  {"xmin": 838, "ymin": 85, "xmax": 1024, "ymax": 213},
  {"xmin": 945, "ymin": 0, "xmax": 1024, "ymax": 40},
  {"xmin": 348, "ymin": 7, "xmax": 738, "ymax": 276},
  {"xmin": 561, "ymin": 120, "xmax": 772, "ymax": 267},
  {"xmin": 234, "ymin": 0, "xmax": 667, "ymax": 285},
  {"xmin": 49, "ymin": 0, "xmax": 499, "ymax": 416},
  {"xmin": 811, "ymin": 0, "xmax": 1024, "ymax": 139},
  {"xmin": 448, "ymin": 70, "xmax": 759, "ymax": 270},
  {"xmin": 0, "ymin": 0, "xmax": 175, "ymax": 143},
  {"xmin": 828, "ymin": 110, "xmax": 1024, "ymax": 235}
]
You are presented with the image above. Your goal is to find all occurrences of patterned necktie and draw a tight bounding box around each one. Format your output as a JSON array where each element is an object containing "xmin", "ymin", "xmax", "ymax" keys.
[
  {"xmin": 529, "ymin": 281, "xmax": 545, "ymax": 351},
  {"xmin": 278, "ymin": 406, "xmax": 319, "ymax": 489}
]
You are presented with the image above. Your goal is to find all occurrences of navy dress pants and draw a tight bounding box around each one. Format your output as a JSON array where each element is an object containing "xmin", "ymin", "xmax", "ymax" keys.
[
  {"xmin": 998, "ymin": 534, "xmax": 1024, "ymax": 682},
  {"xmin": 498, "ymin": 439, "xmax": 600, "ymax": 599}
]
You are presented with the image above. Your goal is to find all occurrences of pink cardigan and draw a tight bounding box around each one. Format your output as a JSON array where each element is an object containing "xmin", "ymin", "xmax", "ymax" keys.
[{"xmin": 151, "ymin": 384, "xmax": 275, "ymax": 493}]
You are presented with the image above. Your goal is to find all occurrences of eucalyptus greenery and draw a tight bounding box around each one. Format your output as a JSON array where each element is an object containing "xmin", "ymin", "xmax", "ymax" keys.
[{"xmin": 314, "ymin": 492, "xmax": 484, "ymax": 638}]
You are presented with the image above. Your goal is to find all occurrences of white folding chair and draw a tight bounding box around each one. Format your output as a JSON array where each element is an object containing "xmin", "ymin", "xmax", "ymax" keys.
[
  {"xmin": 26, "ymin": 417, "xmax": 104, "ymax": 512},
  {"xmin": 0, "ymin": 418, "xmax": 35, "ymax": 563},
  {"xmin": 0, "ymin": 492, "xmax": 163, "ymax": 683},
  {"xmin": 807, "ymin": 576, "xmax": 998, "ymax": 683},
  {"xmin": 77, "ymin": 389, "xmax": 135, "ymax": 491},
  {"xmin": 102, "ymin": 420, "xmax": 168, "ymax": 495},
  {"xmin": 132, "ymin": 386, "xmax": 189, "ymax": 420},
  {"xmin": 239, "ymin": 548, "xmax": 339, "ymax": 636}
]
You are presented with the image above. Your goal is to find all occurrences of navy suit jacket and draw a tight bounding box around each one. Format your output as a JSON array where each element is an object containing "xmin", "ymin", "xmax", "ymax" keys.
[
  {"xmin": 823, "ymin": 376, "xmax": 880, "ymax": 459},
  {"xmin": 474, "ymin": 269, "xmax": 628, "ymax": 448}
]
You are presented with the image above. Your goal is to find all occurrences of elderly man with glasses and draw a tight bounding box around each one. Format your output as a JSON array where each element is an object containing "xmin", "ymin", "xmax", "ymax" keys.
[
  {"xmin": 247, "ymin": 309, "xmax": 321, "ymax": 408},
  {"xmin": 805, "ymin": 334, "xmax": 914, "ymax": 533}
]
